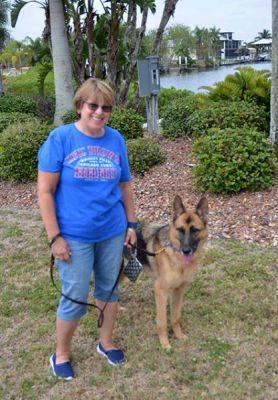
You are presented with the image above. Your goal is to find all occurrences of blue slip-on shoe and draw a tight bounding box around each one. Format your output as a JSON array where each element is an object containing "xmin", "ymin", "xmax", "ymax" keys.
[
  {"xmin": 96, "ymin": 342, "xmax": 125, "ymax": 366},
  {"xmin": 50, "ymin": 353, "xmax": 75, "ymax": 380}
]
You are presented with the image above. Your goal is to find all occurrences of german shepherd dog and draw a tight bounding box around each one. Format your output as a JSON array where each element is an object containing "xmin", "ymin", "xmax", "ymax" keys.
[{"xmin": 133, "ymin": 195, "xmax": 208, "ymax": 349}]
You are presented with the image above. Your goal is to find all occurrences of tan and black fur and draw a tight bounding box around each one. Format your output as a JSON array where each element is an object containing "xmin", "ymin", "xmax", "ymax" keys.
[{"xmin": 133, "ymin": 195, "xmax": 208, "ymax": 349}]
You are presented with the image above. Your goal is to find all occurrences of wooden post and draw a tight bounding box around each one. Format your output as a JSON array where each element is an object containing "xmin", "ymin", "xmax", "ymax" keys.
[{"xmin": 146, "ymin": 94, "xmax": 159, "ymax": 134}]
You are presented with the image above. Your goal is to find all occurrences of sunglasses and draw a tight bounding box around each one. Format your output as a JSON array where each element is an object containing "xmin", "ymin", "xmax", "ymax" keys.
[{"xmin": 84, "ymin": 102, "xmax": 113, "ymax": 113}]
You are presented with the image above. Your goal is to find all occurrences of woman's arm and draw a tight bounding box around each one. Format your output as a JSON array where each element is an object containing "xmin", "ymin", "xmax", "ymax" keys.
[
  {"xmin": 119, "ymin": 181, "xmax": 137, "ymax": 247},
  {"xmin": 37, "ymin": 171, "xmax": 71, "ymax": 261}
]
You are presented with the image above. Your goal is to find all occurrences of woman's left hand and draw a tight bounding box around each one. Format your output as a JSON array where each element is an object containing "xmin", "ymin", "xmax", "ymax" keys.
[{"xmin": 124, "ymin": 228, "xmax": 137, "ymax": 248}]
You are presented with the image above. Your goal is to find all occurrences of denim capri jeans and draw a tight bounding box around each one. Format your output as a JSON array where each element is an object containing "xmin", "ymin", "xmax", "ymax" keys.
[{"xmin": 55, "ymin": 231, "xmax": 125, "ymax": 321}]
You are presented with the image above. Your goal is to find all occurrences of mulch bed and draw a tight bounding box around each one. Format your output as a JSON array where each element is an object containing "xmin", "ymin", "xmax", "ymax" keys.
[{"xmin": 0, "ymin": 137, "xmax": 277, "ymax": 247}]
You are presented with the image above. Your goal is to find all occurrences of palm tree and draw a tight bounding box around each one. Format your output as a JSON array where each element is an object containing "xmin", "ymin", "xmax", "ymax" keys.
[
  {"xmin": 208, "ymin": 26, "xmax": 221, "ymax": 66},
  {"xmin": 270, "ymin": 0, "xmax": 278, "ymax": 155},
  {"xmin": 194, "ymin": 26, "xmax": 208, "ymax": 60},
  {"xmin": 100, "ymin": 0, "xmax": 156, "ymax": 95},
  {"xmin": 117, "ymin": 0, "xmax": 156, "ymax": 103},
  {"xmin": 0, "ymin": 0, "xmax": 9, "ymax": 93},
  {"xmin": 0, "ymin": 0, "xmax": 9, "ymax": 47},
  {"xmin": 255, "ymin": 29, "xmax": 272, "ymax": 40},
  {"xmin": 200, "ymin": 67, "xmax": 271, "ymax": 109},
  {"xmin": 49, "ymin": 0, "xmax": 74, "ymax": 125},
  {"xmin": 11, "ymin": 0, "xmax": 51, "ymax": 46},
  {"xmin": 23, "ymin": 36, "xmax": 51, "ymax": 66}
]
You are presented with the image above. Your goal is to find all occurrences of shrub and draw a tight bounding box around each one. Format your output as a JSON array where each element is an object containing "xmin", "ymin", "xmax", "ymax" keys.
[
  {"xmin": 125, "ymin": 82, "xmax": 146, "ymax": 118},
  {"xmin": 192, "ymin": 127, "xmax": 276, "ymax": 194},
  {"xmin": 126, "ymin": 137, "xmax": 166, "ymax": 174},
  {"xmin": 187, "ymin": 100, "xmax": 269, "ymax": 136},
  {"xmin": 0, "ymin": 120, "xmax": 53, "ymax": 181},
  {"xmin": 158, "ymin": 87, "xmax": 193, "ymax": 117},
  {"xmin": 34, "ymin": 96, "xmax": 55, "ymax": 122},
  {"xmin": 0, "ymin": 112, "xmax": 40, "ymax": 133},
  {"xmin": 0, "ymin": 95, "xmax": 37, "ymax": 114},
  {"xmin": 62, "ymin": 109, "xmax": 78, "ymax": 124},
  {"xmin": 200, "ymin": 66, "xmax": 271, "ymax": 110},
  {"xmin": 62, "ymin": 106, "xmax": 145, "ymax": 140},
  {"xmin": 109, "ymin": 106, "xmax": 144, "ymax": 140},
  {"xmin": 62, "ymin": 105, "xmax": 145, "ymax": 137},
  {"xmin": 160, "ymin": 95, "xmax": 199, "ymax": 138}
]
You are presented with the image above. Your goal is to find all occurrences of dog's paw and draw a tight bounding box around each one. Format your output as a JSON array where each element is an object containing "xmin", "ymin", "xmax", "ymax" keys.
[
  {"xmin": 173, "ymin": 328, "xmax": 188, "ymax": 341},
  {"xmin": 176, "ymin": 332, "xmax": 188, "ymax": 341},
  {"xmin": 160, "ymin": 339, "xmax": 172, "ymax": 350}
]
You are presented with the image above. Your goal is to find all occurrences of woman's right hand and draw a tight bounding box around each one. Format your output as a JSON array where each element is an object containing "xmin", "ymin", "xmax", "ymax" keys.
[{"xmin": 51, "ymin": 237, "xmax": 71, "ymax": 262}]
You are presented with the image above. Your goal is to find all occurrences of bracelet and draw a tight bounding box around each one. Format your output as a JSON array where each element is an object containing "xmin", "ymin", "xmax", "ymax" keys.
[
  {"xmin": 127, "ymin": 222, "xmax": 138, "ymax": 230},
  {"xmin": 49, "ymin": 233, "xmax": 62, "ymax": 248}
]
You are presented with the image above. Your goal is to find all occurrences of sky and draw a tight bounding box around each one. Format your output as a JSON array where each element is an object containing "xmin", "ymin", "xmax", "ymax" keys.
[{"xmin": 9, "ymin": 0, "xmax": 271, "ymax": 44}]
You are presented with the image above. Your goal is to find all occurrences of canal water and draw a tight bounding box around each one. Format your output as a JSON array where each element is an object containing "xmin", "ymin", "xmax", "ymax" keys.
[{"xmin": 160, "ymin": 62, "xmax": 271, "ymax": 93}]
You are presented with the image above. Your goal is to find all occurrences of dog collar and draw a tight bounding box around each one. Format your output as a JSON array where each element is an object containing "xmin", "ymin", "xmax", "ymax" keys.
[{"xmin": 168, "ymin": 243, "xmax": 181, "ymax": 253}]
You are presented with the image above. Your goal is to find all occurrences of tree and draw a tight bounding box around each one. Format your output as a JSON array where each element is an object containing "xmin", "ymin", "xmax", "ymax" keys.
[
  {"xmin": 89, "ymin": 0, "xmax": 156, "ymax": 100},
  {"xmin": 151, "ymin": 0, "xmax": 179, "ymax": 55},
  {"xmin": 11, "ymin": 0, "xmax": 181, "ymax": 107},
  {"xmin": 129, "ymin": 0, "xmax": 180, "ymax": 108},
  {"xmin": 11, "ymin": 0, "xmax": 51, "ymax": 46},
  {"xmin": 0, "ymin": 0, "xmax": 10, "ymax": 93},
  {"xmin": 23, "ymin": 37, "xmax": 53, "ymax": 97},
  {"xmin": 49, "ymin": 0, "xmax": 74, "ymax": 125},
  {"xmin": 0, "ymin": 0, "xmax": 9, "ymax": 48},
  {"xmin": 194, "ymin": 26, "xmax": 208, "ymax": 60},
  {"xmin": 255, "ymin": 29, "xmax": 272, "ymax": 40},
  {"xmin": 23, "ymin": 36, "xmax": 51, "ymax": 66},
  {"xmin": 207, "ymin": 26, "xmax": 221, "ymax": 66},
  {"xmin": 270, "ymin": 0, "xmax": 278, "ymax": 155},
  {"xmin": 165, "ymin": 24, "xmax": 194, "ymax": 62},
  {"xmin": 117, "ymin": 0, "xmax": 156, "ymax": 103}
]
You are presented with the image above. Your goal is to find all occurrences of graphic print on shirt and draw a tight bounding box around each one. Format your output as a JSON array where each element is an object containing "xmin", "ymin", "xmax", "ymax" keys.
[{"xmin": 64, "ymin": 145, "xmax": 120, "ymax": 181}]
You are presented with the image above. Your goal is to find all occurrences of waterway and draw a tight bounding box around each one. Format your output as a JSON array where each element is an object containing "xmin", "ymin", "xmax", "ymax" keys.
[{"xmin": 160, "ymin": 62, "xmax": 271, "ymax": 93}]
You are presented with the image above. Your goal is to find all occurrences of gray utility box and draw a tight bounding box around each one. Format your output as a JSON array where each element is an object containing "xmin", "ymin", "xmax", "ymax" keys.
[{"xmin": 137, "ymin": 56, "xmax": 160, "ymax": 97}]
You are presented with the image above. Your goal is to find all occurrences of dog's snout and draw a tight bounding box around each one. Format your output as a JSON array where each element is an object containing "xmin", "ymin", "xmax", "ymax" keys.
[{"xmin": 181, "ymin": 246, "xmax": 192, "ymax": 255}]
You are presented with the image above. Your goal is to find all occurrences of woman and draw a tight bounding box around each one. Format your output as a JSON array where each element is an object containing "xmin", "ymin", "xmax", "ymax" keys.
[{"xmin": 37, "ymin": 78, "xmax": 137, "ymax": 380}]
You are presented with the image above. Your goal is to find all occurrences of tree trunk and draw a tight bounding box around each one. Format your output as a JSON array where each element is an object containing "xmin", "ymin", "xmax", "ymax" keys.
[
  {"xmin": 49, "ymin": 0, "xmax": 74, "ymax": 125},
  {"xmin": 42, "ymin": 5, "xmax": 52, "ymax": 51},
  {"xmin": 151, "ymin": 0, "xmax": 179, "ymax": 55},
  {"xmin": 106, "ymin": 2, "xmax": 120, "ymax": 92},
  {"xmin": 85, "ymin": 0, "xmax": 95, "ymax": 78},
  {"xmin": 123, "ymin": 0, "xmax": 137, "ymax": 44},
  {"xmin": 118, "ymin": 5, "xmax": 149, "ymax": 104},
  {"xmin": 72, "ymin": 12, "xmax": 85, "ymax": 85},
  {"xmin": 132, "ymin": 0, "xmax": 180, "ymax": 108},
  {"xmin": 270, "ymin": 0, "xmax": 278, "ymax": 156}
]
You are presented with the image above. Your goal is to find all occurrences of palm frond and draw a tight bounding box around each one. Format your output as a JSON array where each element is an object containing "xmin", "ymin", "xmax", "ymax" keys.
[
  {"xmin": 11, "ymin": 0, "xmax": 47, "ymax": 27},
  {"xmin": 11, "ymin": 0, "xmax": 29, "ymax": 27},
  {"xmin": 198, "ymin": 85, "xmax": 214, "ymax": 93}
]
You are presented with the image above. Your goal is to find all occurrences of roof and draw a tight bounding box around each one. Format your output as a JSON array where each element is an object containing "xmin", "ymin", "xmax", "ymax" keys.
[
  {"xmin": 219, "ymin": 32, "xmax": 242, "ymax": 41},
  {"xmin": 252, "ymin": 38, "xmax": 272, "ymax": 45}
]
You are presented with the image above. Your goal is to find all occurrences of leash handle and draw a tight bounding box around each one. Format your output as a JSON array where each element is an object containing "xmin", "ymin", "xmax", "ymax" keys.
[{"xmin": 50, "ymin": 255, "xmax": 124, "ymax": 328}]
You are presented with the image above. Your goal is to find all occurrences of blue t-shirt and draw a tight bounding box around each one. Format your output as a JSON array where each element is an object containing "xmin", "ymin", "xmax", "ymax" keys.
[{"xmin": 38, "ymin": 123, "xmax": 131, "ymax": 242}]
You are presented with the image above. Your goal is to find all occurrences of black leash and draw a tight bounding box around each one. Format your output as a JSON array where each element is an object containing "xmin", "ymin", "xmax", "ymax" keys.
[
  {"xmin": 50, "ymin": 242, "xmax": 165, "ymax": 327},
  {"xmin": 50, "ymin": 255, "xmax": 124, "ymax": 328},
  {"xmin": 130, "ymin": 243, "xmax": 166, "ymax": 257}
]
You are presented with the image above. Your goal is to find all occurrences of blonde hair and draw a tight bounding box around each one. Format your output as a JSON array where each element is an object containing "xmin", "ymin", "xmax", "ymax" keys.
[{"xmin": 73, "ymin": 78, "xmax": 115, "ymax": 111}]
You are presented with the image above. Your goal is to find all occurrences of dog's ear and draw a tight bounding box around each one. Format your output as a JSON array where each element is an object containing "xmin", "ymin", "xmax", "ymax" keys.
[
  {"xmin": 173, "ymin": 195, "xmax": 185, "ymax": 221},
  {"xmin": 196, "ymin": 197, "xmax": 208, "ymax": 225}
]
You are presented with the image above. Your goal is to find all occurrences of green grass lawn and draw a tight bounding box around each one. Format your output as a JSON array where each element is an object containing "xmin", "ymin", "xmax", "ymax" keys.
[
  {"xmin": 0, "ymin": 208, "xmax": 277, "ymax": 400},
  {"xmin": 4, "ymin": 66, "xmax": 55, "ymax": 97}
]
